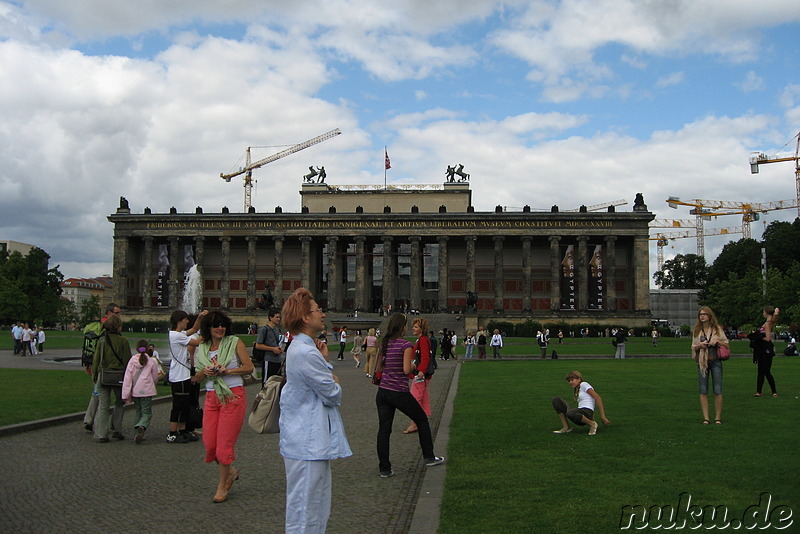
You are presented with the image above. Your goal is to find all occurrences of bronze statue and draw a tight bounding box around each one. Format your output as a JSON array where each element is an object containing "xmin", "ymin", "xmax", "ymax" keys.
[{"xmin": 454, "ymin": 164, "xmax": 470, "ymax": 182}]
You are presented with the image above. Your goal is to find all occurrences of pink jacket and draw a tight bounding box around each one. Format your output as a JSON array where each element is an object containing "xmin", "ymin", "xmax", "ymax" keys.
[{"xmin": 122, "ymin": 355, "xmax": 160, "ymax": 400}]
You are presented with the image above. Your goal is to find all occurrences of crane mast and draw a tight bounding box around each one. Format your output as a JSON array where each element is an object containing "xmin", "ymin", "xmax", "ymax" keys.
[
  {"xmin": 221, "ymin": 128, "xmax": 342, "ymax": 211},
  {"xmin": 749, "ymin": 131, "xmax": 800, "ymax": 217}
]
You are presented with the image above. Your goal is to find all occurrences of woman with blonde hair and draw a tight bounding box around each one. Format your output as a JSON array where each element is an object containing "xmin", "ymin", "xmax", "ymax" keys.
[
  {"xmin": 691, "ymin": 306, "xmax": 729, "ymax": 425},
  {"xmin": 751, "ymin": 305, "xmax": 779, "ymax": 397},
  {"xmin": 403, "ymin": 317, "xmax": 433, "ymax": 435},
  {"xmin": 280, "ymin": 288, "xmax": 351, "ymax": 532},
  {"xmin": 363, "ymin": 328, "xmax": 379, "ymax": 378}
]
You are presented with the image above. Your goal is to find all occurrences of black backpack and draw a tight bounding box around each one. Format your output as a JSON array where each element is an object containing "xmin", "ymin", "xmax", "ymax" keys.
[{"xmin": 478, "ymin": 334, "xmax": 487, "ymax": 345}]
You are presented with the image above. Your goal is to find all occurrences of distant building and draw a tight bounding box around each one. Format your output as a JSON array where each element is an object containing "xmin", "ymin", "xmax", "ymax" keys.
[
  {"xmin": 650, "ymin": 289, "xmax": 700, "ymax": 330},
  {"xmin": 0, "ymin": 240, "xmax": 35, "ymax": 256},
  {"xmin": 61, "ymin": 277, "xmax": 114, "ymax": 312},
  {"xmin": 109, "ymin": 180, "xmax": 655, "ymax": 328}
]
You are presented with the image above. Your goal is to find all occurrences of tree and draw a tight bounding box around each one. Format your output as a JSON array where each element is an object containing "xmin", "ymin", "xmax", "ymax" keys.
[
  {"xmin": 706, "ymin": 238, "xmax": 761, "ymax": 286},
  {"xmin": 762, "ymin": 218, "xmax": 800, "ymax": 275},
  {"xmin": 653, "ymin": 253, "xmax": 708, "ymax": 289},
  {"xmin": 80, "ymin": 295, "xmax": 101, "ymax": 326},
  {"xmin": 57, "ymin": 298, "xmax": 78, "ymax": 328},
  {"xmin": 0, "ymin": 248, "xmax": 63, "ymax": 325},
  {"xmin": 702, "ymin": 269, "xmax": 763, "ymax": 328}
]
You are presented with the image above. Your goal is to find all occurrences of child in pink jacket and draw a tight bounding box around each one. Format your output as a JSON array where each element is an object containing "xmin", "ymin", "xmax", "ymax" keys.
[{"xmin": 122, "ymin": 339, "xmax": 160, "ymax": 444}]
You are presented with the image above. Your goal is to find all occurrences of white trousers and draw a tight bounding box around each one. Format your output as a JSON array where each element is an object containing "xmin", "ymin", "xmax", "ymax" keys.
[{"xmin": 284, "ymin": 458, "xmax": 332, "ymax": 534}]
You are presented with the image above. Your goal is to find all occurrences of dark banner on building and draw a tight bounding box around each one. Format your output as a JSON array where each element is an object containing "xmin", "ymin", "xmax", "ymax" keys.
[
  {"xmin": 588, "ymin": 244, "xmax": 604, "ymax": 310},
  {"xmin": 560, "ymin": 245, "xmax": 575, "ymax": 310},
  {"xmin": 157, "ymin": 244, "xmax": 170, "ymax": 307}
]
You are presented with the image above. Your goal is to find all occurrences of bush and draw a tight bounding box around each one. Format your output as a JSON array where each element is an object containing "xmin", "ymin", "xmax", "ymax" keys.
[{"xmin": 485, "ymin": 320, "xmax": 515, "ymax": 337}]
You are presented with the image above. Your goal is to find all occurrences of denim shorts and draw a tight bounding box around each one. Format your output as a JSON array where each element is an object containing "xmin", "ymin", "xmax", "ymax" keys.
[{"xmin": 698, "ymin": 358, "xmax": 723, "ymax": 395}]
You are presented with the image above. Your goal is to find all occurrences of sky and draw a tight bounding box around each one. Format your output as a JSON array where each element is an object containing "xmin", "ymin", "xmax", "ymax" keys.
[{"xmin": 1, "ymin": 0, "xmax": 799, "ymax": 286}]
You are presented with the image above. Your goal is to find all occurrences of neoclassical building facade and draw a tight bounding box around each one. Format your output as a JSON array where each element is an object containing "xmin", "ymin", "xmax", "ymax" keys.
[{"xmin": 108, "ymin": 182, "xmax": 654, "ymax": 326}]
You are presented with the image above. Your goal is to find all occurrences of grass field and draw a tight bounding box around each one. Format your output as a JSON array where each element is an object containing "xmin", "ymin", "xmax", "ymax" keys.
[
  {"xmin": 440, "ymin": 357, "xmax": 799, "ymax": 533},
  {"xmin": 0, "ymin": 369, "xmax": 172, "ymax": 426}
]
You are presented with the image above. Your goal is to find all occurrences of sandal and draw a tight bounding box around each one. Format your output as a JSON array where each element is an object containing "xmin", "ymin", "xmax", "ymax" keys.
[
  {"xmin": 753, "ymin": 393, "xmax": 762, "ymax": 397},
  {"xmin": 715, "ymin": 420, "xmax": 722, "ymax": 425},
  {"xmin": 702, "ymin": 419, "xmax": 709, "ymax": 425}
]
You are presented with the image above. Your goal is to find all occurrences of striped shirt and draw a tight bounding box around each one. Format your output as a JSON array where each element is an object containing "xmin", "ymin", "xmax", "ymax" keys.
[{"xmin": 379, "ymin": 338, "xmax": 413, "ymax": 393}]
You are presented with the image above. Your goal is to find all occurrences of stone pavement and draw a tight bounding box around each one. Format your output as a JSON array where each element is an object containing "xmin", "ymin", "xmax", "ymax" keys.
[{"xmin": 0, "ymin": 349, "xmax": 459, "ymax": 534}]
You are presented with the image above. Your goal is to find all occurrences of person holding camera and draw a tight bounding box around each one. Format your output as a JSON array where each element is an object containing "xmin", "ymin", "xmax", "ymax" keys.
[{"xmin": 193, "ymin": 310, "xmax": 254, "ymax": 503}]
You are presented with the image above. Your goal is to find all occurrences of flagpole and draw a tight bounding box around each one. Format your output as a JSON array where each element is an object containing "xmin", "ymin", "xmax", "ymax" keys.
[{"xmin": 384, "ymin": 146, "xmax": 387, "ymax": 189}]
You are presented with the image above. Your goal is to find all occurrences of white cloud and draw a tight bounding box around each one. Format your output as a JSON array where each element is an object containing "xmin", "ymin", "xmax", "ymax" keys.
[
  {"xmin": 735, "ymin": 71, "xmax": 764, "ymax": 92},
  {"xmin": 655, "ymin": 72, "xmax": 684, "ymax": 89}
]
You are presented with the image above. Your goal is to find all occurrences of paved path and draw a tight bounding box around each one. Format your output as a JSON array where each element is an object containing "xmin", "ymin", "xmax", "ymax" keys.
[{"xmin": 0, "ymin": 349, "xmax": 457, "ymax": 533}]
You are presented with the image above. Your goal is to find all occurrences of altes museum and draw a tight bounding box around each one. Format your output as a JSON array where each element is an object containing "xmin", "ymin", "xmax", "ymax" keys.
[{"xmin": 108, "ymin": 181, "xmax": 655, "ymax": 326}]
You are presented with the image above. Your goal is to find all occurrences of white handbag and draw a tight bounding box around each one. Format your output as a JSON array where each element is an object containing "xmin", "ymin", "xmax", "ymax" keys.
[{"xmin": 247, "ymin": 374, "xmax": 284, "ymax": 434}]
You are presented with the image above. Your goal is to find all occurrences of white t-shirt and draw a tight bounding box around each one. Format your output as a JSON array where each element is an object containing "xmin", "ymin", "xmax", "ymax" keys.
[
  {"xmin": 168, "ymin": 330, "xmax": 193, "ymax": 382},
  {"xmin": 577, "ymin": 381, "xmax": 596, "ymax": 411},
  {"xmin": 339, "ymin": 330, "xmax": 347, "ymax": 343},
  {"xmin": 204, "ymin": 349, "xmax": 243, "ymax": 391}
]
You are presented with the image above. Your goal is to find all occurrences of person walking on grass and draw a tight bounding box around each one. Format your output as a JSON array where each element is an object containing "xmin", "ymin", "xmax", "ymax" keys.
[
  {"xmin": 552, "ymin": 370, "xmax": 610, "ymax": 435},
  {"xmin": 691, "ymin": 306, "xmax": 729, "ymax": 425},
  {"xmin": 122, "ymin": 339, "xmax": 160, "ymax": 444}
]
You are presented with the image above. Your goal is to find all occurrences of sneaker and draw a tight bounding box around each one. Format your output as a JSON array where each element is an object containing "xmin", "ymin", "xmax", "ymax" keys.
[
  {"xmin": 379, "ymin": 470, "xmax": 395, "ymax": 478},
  {"xmin": 111, "ymin": 431, "xmax": 126, "ymax": 440},
  {"xmin": 552, "ymin": 428, "xmax": 572, "ymax": 434},
  {"xmin": 134, "ymin": 426, "xmax": 145, "ymax": 445},
  {"xmin": 425, "ymin": 456, "xmax": 446, "ymax": 467},
  {"xmin": 181, "ymin": 430, "xmax": 200, "ymax": 442},
  {"xmin": 166, "ymin": 432, "xmax": 190, "ymax": 444},
  {"xmin": 96, "ymin": 437, "xmax": 110, "ymax": 443},
  {"xmin": 588, "ymin": 421, "xmax": 598, "ymax": 435},
  {"xmin": 84, "ymin": 423, "xmax": 93, "ymax": 432}
]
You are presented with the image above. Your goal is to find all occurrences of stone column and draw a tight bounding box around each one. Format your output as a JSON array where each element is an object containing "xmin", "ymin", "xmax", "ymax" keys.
[
  {"xmin": 577, "ymin": 236, "xmax": 588, "ymax": 311},
  {"xmin": 142, "ymin": 237, "xmax": 153, "ymax": 308},
  {"xmin": 549, "ymin": 236, "xmax": 561, "ymax": 312},
  {"xmin": 605, "ymin": 236, "xmax": 617, "ymax": 311},
  {"xmin": 168, "ymin": 237, "xmax": 180, "ymax": 308},
  {"xmin": 633, "ymin": 235, "xmax": 650, "ymax": 312},
  {"xmin": 300, "ymin": 237, "xmax": 312, "ymax": 290},
  {"xmin": 194, "ymin": 236, "xmax": 205, "ymax": 308},
  {"xmin": 327, "ymin": 236, "xmax": 339, "ymax": 311},
  {"xmin": 409, "ymin": 236, "xmax": 422, "ymax": 311},
  {"xmin": 493, "ymin": 236, "xmax": 504, "ymax": 313},
  {"xmin": 273, "ymin": 236, "xmax": 284, "ymax": 306},
  {"xmin": 246, "ymin": 236, "xmax": 258, "ymax": 311},
  {"xmin": 354, "ymin": 236, "xmax": 367, "ymax": 312},
  {"xmin": 521, "ymin": 236, "xmax": 532, "ymax": 313},
  {"xmin": 112, "ymin": 236, "xmax": 129, "ymax": 307},
  {"xmin": 220, "ymin": 236, "xmax": 231, "ymax": 310},
  {"xmin": 437, "ymin": 236, "xmax": 448, "ymax": 312},
  {"xmin": 382, "ymin": 236, "xmax": 395, "ymax": 310},
  {"xmin": 465, "ymin": 236, "xmax": 476, "ymax": 296}
]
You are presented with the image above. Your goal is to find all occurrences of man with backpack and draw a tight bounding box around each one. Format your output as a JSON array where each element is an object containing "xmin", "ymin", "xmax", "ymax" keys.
[
  {"xmin": 81, "ymin": 303, "xmax": 121, "ymax": 432},
  {"xmin": 476, "ymin": 328, "xmax": 488, "ymax": 359},
  {"xmin": 253, "ymin": 308, "xmax": 284, "ymax": 384}
]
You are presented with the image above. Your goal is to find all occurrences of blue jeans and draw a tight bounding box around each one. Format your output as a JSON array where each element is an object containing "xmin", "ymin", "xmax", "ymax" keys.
[{"xmin": 698, "ymin": 358, "xmax": 723, "ymax": 395}]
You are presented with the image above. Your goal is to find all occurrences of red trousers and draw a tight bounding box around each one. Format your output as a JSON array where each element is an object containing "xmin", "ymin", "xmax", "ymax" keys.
[{"xmin": 203, "ymin": 387, "xmax": 246, "ymax": 465}]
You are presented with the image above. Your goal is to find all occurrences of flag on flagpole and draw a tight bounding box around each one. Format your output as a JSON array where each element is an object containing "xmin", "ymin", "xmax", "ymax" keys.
[{"xmin": 384, "ymin": 148, "xmax": 391, "ymax": 170}]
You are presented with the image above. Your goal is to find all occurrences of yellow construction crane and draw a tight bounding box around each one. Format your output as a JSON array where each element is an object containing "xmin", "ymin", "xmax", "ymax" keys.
[
  {"xmin": 749, "ymin": 130, "xmax": 800, "ymax": 217},
  {"xmin": 667, "ymin": 197, "xmax": 799, "ymax": 252},
  {"xmin": 650, "ymin": 226, "xmax": 743, "ymax": 275},
  {"xmin": 221, "ymin": 128, "xmax": 342, "ymax": 211}
]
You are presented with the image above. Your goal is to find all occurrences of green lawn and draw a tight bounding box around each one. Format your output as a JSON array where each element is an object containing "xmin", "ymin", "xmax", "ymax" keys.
[
  {"xmin": 0, "ymin": 369, "xmax": 172, "ymax": 426},
  {"xmin": 441, "ymin": 357, "xmax": 799, "ymax": 533}
]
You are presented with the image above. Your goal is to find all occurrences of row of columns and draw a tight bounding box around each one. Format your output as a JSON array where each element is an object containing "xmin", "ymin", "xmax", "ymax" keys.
[{"xmin": 116, "ymin": 234, "xmax": 647, "ymax": 313}]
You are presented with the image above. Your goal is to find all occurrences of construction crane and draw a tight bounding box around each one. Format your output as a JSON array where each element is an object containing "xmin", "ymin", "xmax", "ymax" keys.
[
  {"xmin": 749, "ymin": 130, "xmax": 800, "ymax": 216},
  {"xmin": 221, "ymin": 128, "xmax": 342, "ymax": 211},
  {"xmin": 667, "ymin": 197, "xmax": 799, "ymax": 245},
  {"xmin": 650, "ymin": 226, "xmax": 743, "ymax": 274}
]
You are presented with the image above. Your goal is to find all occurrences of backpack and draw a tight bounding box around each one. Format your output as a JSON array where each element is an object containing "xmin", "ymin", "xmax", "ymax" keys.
[
  {"xmin": 478, "ymin": 334, "xmax": 487, "ymax": 345},
  {"xmin": 81, "ymin": 321, "xmax": 105, "ymax": 367},
  {"xmin": 551, "ymin": 350, "xmax": 558, "ymax": 360}
]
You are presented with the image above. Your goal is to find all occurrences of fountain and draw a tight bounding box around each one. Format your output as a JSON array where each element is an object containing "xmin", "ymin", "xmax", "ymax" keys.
[{"xmin": 182, "ymin": 264, "xmax": 202, "ymax": 314}]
